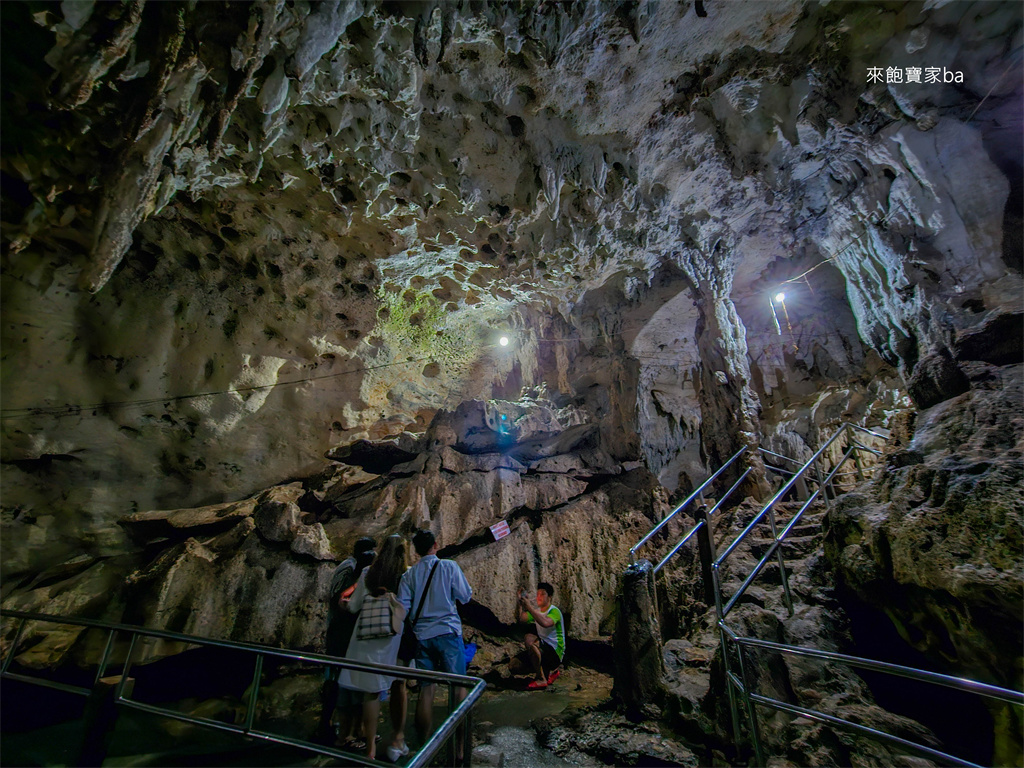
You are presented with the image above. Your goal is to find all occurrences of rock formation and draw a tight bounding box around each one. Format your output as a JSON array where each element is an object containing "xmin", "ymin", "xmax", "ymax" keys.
[
  {"xmin": 3, "ymin": 395, "xmax": 672, "ymax": 666},
  {"xmin": 825, "ymin": 363, "xmax": 1024, "ymax": 766},
  {"xmin": 3, "ymin": 1, "xmax": 1019, "ymax": 572}
]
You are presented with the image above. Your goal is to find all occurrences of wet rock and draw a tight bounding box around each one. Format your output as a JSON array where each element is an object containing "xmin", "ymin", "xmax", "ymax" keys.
[
  {"xmin": 290, "ymin": 523, "xmax": 334, "ymax": 561},
  {"xmin": 540, "ymin": 707, "xmax": 700, "ymax": 767},
  {"xmin": 826, "ymin": 365, "xmax": 1024, "ymax": 693},
  {"xmin": 471, "ymin": 744, "xmax": 506, "ymax": 767},
  {"xmin": 122, "ymin": 533, "xmax": 335, "ymax": 655},
  {"xmin": 439, "ymin": 447, "xmax": 527, "ymax": 474},
  {"xmin": 457, "ymin": 483, "xmax": 658, "ymax": 637},
  {"xmin": 1, "ymin": 556, "xmax": 136, "ymax": 668},
  {"xmin": 319, "ymin": 465, "xmax": 382, "ymax": 505},
  {"xmin": 253, "ymin": 484, "xmax": 304, "ymax": 543}
]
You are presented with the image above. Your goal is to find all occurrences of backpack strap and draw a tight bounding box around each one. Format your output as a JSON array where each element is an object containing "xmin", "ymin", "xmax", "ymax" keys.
[{"xmin": 409, "ymin": 561, "xmax": 440, "ymax": 629}]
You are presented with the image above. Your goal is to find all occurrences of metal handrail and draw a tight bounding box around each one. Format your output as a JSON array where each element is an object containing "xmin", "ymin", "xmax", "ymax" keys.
[
  {"xmin": 629, "ymin": 446, "xmax": 747, "ymax": 563},
  {"xmin": 654, "ymin": 520, "xmax": 705, "ymax": 574},
  {"xmin": 707, "ymin": 422, "xmax": 1024, "ymax": 767},
  {"xmin": 848, "ymin": 424, "xmax": 890, "ymax": 440},
  {"xmin": 652, "ymin": 465, "xmax": 752, "ymax": 574},
  {"xmin": 746, "ymin": 693, "xmax": 979, "ymax": 768},
  {"xmin": 850, "ymin": 439, "xmax": 883, "ymax": 456},
  {"xmin": 757, "ymin": 447, "xmax": 805, "ymax": 466},
  {"xmin": 725, "ymin": 633, "xmax": 1024, "ymax": 768},
  {"xmin": 715, "ymin": 426, "xmax": 848, "ymax": 567},
  {"xmin": 733, "ymin": 635, "xmax": 1024, "ymax": 706},
  {"xmin": 720, "ymin": 447, "xmax": 854, "ymax": 618},
  {"xmin": 1, "ymin": 608, "xmax": 484, "ymax": 768}
]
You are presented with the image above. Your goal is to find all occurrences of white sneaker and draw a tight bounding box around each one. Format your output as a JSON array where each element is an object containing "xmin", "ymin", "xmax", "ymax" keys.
[{"xmin": 386, "ymin": 742, "xmax": 410, "ymax": 763}]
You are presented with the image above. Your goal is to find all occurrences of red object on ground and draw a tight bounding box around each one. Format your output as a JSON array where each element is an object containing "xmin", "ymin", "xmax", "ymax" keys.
[
  {"xmin": 547, "ymin": 669, "xmax": 561, "ymax": 685},
  {"xmin": 527, "ymin": 679, "xmax": 548, "ymax": 690}
]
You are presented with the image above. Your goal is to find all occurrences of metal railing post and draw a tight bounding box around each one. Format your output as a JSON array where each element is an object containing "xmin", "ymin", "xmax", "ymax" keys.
[
  {"xmin": 700, "ymin": 513, "xmax": 742, "ymax": 749},
  {"xmin": 694, "ymin": 506, "xmax": 716, "ymax": 606},
  {"xmin": 851, "ymin": 425, "xmax": 866, "ymax": 481},
  {"xmin": 243, "ymin": 653, "xmax": 264, "ymax": 733},
  {"xmin": 714, "ymin": 565, "xmax": 743, "ymax": 749},
  {"xmin": 814, "ymin": 455, "xmax": 831, "ymax": 510},
  {"xmin": 78, "ymin": 673, "xmax": 134, "ymax": 767},
  {"xmin": 0, "ymin": 608, "xmax": 486, "ymax": 768},
  {"xmin": 765, "ymin": 503, "xmax": 795, "ymax": 616},
  {"xmin": 1, "ymin": 617, "xmax": 27, "ymax": 674},
  {"xmin": 115, "ymin": 633, "xmax": 138, "ymax": 700},
  {"xmin": 462, "ymin": 687, "xmax": 473, "ymax": 768},
  {"xmin": 735, "ymin": 642, "xmax": 766, "ymax": 766},
  {"xmin": 94, "ymin": 629, "xmax": 117, "ymax": 684}
]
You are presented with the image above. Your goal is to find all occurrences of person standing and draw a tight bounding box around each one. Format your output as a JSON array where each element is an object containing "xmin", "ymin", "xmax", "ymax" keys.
[
  {"xmin": 338, "ymin": 535, "xmax": 409, "ymax": 761},
  {"xmin": 317, "ymin": 537, "xmax": 375, "ymax": 742},
  {"xmin": 398, "ymin": 529, "xmax": 473, "ymax": 755},
  {"xmin": 510, "ymin": 581, "xmax": 565, "ymax": 689}
]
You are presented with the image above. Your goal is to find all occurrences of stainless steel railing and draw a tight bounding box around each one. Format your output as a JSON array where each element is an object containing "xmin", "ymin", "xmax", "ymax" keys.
[
  {"xmin": 1, "ymin": 608, "xmax": 485, "ymax": 767},
  {"xmin": 631, "ymin": 441, "xmax": 818, "ymax": 576},
  {"xmin": 629, "ymin": 446, "xmax": 749, "ymax": 569},
  {"xmin": 703, "ymin": 422, "xmax": 1022, "ymax": 767},
  {"xmin": 720, "ymin": 628, "xmax": 1024, "ymax": 767}
]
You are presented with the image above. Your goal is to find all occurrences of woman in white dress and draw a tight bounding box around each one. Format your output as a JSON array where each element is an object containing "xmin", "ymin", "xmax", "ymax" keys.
[{"xmin": 338, "ymin": 535, "xmax": 409, "ymax": 761}]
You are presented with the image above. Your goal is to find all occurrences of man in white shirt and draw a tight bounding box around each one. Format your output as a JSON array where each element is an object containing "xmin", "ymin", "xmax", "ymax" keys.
[{"xmin": 398, "ymin": 529, "xmax": 473, "ymax": 751}]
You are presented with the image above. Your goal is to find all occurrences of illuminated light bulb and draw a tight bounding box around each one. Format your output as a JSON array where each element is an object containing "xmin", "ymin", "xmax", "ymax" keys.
[
  {"xmin": 774, "ymin": 292, "xmax": 786, "ymax": 303},
  {"xmin": 499, "ymin": 336, "xmax": 509, "ymax": 347}
]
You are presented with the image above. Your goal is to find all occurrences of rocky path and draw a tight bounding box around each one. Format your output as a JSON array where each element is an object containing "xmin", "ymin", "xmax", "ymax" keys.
[{"xmin": 655, "ymin": 497, "xmax": 940, "ymax": 767}]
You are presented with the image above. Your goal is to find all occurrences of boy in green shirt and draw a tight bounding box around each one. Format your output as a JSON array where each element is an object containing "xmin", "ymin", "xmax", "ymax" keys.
[{"xmin": 510, "ymin": 581, "xmax": 565, "ymax": 689}]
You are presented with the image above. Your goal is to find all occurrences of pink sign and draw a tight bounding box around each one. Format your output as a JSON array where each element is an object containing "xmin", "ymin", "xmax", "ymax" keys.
[{"xmin": 489, "ymin": 520, "xmax": 511, "ymax": 541}]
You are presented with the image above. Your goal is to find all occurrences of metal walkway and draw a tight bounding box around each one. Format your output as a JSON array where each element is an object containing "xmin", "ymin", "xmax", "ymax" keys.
[{"xmin": 1, "ymin": 608, "xmax": 484, "ymax": 767}]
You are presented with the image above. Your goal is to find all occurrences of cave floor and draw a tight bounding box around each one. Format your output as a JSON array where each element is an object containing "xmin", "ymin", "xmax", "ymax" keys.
[
  {"xmin": 470, "ymin": 665, "xmax": 614, "ymax": 766},
  {"xmin": 1, "ymin": 666, "xmax": 615, "ymax": 767}
]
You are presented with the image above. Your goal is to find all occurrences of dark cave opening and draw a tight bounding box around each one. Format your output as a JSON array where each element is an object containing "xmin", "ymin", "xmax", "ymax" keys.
[{"xmin": 840, "ymin": 596, "xmax": 995, "ymax": 766}]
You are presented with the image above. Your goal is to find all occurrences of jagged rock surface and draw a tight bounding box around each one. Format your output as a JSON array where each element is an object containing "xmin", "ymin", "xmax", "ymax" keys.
[
  {"xmin": 2, "ymin": 2, "xmax": 1020, "ymax": 579},
  {"xmin": 825, "ymin": 362, "xmax": 1024, "ymax": 766},
  {"xmin": 2, "ymin": 398, "xmax": 669, "ymax": 665}
]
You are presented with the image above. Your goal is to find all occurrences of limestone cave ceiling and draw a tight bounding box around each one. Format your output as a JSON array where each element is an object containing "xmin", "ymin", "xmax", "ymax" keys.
[{"xmin": 0, "ymin": 0, "xmax": 1021, "ymax": 570}]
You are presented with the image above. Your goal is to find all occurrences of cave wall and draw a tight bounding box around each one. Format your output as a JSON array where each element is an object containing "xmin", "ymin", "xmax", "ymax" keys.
[
  {"xmin": 1, "ymin": 396, "xmax": 675, "ymax": 673},
  {"xmin": 1, "ymin": 2, "xmax": 1021, "ymax": 598}
]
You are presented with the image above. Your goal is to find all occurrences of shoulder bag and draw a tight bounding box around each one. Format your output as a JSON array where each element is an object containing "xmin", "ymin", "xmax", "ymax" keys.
[{"xmin": 398, "ymin": 561, "xmax": 439, "ymax": 663}]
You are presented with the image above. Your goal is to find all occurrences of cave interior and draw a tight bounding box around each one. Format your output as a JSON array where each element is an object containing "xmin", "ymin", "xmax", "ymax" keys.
[{"xmin": 1, "ymin": 1, "xmax": 1022, "ymax": 766}]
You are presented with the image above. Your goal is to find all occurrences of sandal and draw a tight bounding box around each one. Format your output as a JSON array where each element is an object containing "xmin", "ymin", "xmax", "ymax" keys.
[{"xmin": 527, "ymin": 679, "xmax": 548, "ymax": 690}]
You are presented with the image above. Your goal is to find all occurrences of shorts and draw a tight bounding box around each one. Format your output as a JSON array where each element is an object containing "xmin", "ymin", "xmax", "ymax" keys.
[
  {"xmin": 415, "ymin": 632, "xmax": 466, "ymax": 675},
  {"xmin": 515, "ymin": 642, "xmax": 562, "ymax": 675}
]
